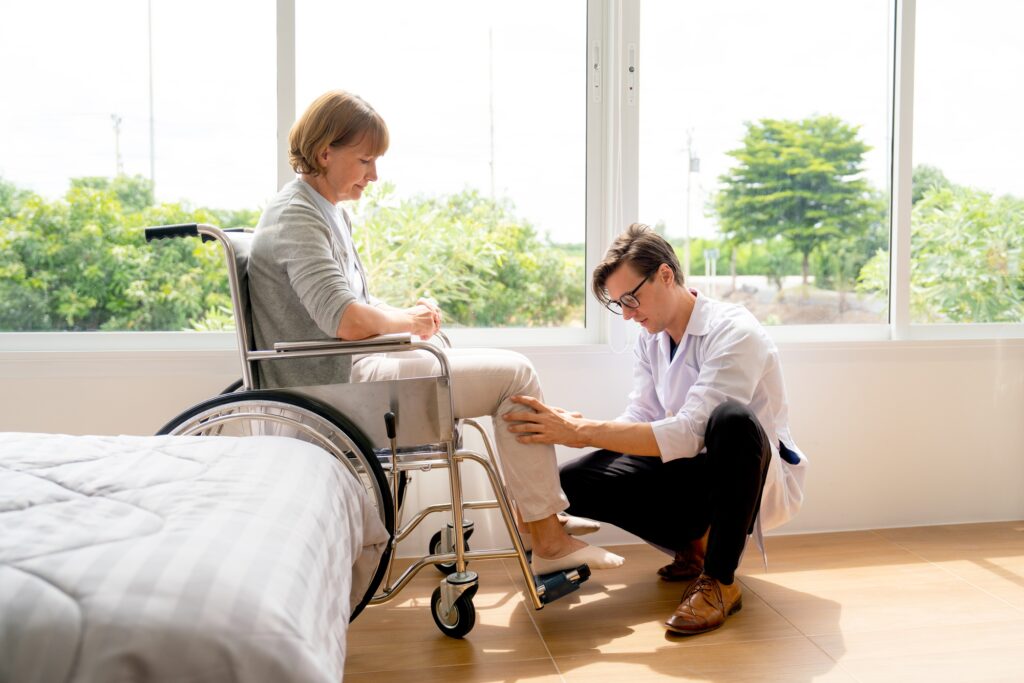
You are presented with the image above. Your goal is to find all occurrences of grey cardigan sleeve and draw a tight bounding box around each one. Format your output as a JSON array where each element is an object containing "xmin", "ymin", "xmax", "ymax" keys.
[{"xmin": 274, "ymin": 203, "xmax": 358, "ymax": 337}]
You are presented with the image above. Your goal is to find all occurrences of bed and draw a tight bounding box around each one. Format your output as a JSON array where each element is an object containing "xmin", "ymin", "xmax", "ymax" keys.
[{"xmin": 0, "ymin": 431, "xmax": 389, "ymax": 683}]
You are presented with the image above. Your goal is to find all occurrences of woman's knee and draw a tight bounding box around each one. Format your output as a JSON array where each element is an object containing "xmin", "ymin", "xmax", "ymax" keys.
[{"xmin": 504, "ymin": 350, "xmax": 541, "ymax": 395}]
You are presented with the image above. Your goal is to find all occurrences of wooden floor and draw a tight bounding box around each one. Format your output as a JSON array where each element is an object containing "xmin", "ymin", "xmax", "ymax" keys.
[{"xmin": 344, "ymin": 521, "xmax": 1024, "ymax": 682}]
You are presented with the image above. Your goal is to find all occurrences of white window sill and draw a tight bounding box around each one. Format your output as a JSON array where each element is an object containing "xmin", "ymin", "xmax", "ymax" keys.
[{"xmin": 1, "ymin": 322, "xmax": 1022, "ymax": 358}]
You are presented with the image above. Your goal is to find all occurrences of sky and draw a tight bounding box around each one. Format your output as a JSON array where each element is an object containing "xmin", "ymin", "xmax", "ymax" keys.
[{"xmin": 2, "ymin": 0, "xmax": 1022, "ymax": 245}]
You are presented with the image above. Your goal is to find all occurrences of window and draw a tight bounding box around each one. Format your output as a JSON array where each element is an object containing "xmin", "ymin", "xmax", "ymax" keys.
[
  {"xmin": 638, "ymin": 0, "xmax": 892, "ymax": 327},
  {"xmin": 908, "ymin": 0, "xmax": 1024, "ymax": 325},
  {"xmin": 296, "ymin": 0, "xmax": 588, "ymax": 330},
  {"xmin": 0, "ymin": 0, "xmax": 275, "ymax": 332},
  {"xmin": 2, "ymin": 1, "xmax": 1021, "ymax": 347}
]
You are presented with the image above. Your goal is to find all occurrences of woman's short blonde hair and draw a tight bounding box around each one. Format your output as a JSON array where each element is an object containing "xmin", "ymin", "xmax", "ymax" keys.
[{"xmin": 288, "ymin": 90, "xmax": 389, "ymax": 176}]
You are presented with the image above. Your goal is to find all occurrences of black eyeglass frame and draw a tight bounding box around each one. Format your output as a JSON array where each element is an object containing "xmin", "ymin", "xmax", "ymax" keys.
[{"xmin": 604, "ymin": 274, "xmax": 651, "ymax": 315}]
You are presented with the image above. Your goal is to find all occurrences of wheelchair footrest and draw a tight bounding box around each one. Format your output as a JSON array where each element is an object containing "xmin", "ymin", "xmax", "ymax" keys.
[{"xmin": 534, "ymin": 564, "xmax": 592, "ymax": 605}]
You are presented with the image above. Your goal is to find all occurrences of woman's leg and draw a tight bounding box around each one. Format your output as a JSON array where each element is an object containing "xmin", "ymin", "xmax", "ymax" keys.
[{"xmin": 352, "ymin": 347, "xmax": 623, "ymax": 571}]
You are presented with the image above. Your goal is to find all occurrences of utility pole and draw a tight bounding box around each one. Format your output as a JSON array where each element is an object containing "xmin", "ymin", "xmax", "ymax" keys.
[
  {"xmin": 147, "ymin": 0, "xmax": 156, "ymax": 192},
  {"xmin": 111, "ymin": 114, "xmax": 124, "ymax": 176},
  {"xmin": 683, "ymin": 130, "xmax": 700, "ymax": 280},
  {"xmin": 488, "ymin": 26, "xmax": 496, "ymax": 201}
]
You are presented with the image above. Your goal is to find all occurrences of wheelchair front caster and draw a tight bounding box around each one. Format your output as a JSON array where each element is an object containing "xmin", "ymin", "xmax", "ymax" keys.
[
  {"xmin": 429, "ymin": 522, "xmax": 475, "ymax": 575},
  {"xmin": 431, "ymin": 584, "xmax": 477, "ymax": 638}
]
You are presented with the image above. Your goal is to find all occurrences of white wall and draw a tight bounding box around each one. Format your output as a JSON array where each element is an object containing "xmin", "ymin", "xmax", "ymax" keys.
[{"xmin": 2, "ymin": 340, "xmax": 1023, "ymax": 553}]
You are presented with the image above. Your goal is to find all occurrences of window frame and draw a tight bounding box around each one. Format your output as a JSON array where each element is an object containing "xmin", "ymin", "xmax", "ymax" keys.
[{"xmin": 0, "ymin": 0, "xmax": 1020, "ymax": 354}]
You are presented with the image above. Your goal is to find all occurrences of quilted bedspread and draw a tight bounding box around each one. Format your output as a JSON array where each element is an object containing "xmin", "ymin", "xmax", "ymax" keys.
[{"xmin": 0, "ymin": 432, "xmax": 389, "ymax": 683}]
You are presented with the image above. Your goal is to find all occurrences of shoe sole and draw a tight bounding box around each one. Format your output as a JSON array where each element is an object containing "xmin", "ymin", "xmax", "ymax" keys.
[{"xmin": 664, "ymin": 599, "xmax": 742, "ymax": 636}]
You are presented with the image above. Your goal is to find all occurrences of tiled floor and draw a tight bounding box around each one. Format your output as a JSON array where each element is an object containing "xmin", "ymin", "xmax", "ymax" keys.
[{"xmin": 344, "ymin": 521, "xmax": 1024, "ymax": 682}]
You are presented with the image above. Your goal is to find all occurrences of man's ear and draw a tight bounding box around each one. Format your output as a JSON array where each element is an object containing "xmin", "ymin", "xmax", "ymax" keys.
[{"xmin": 658, "ymin": 263, "xmax": 674, "ymax": 284}]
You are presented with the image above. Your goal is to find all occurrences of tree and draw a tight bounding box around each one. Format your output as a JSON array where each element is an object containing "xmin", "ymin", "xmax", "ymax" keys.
[
  {"xmin": 0, "ymin": 176, "xmax": 585, "ymax": 332},
  {"xmin": 354, "ymin": 184, "xmax": 583, "ymax": 327},
  {"xmin": 858, "ymin": 182, "xmax": 1024, "ymax": 323},
  {"xmin": 714, "ymin": 115, "xmax": 882, "ymax": 285},
  {"xmin": 0, "ymin": 176, "xmax": 233, "ymax": 331}
]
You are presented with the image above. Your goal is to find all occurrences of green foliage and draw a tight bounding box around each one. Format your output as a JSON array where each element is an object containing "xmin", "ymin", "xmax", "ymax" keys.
[
  {"xmin": 354, "ymin": 184, "xmax": 583, "ymax": 327},
  {"xmin": 0, "ymin": 175, "xmax": 231, "ymax": 331},
  {"xmin": 714, "ymin": 115, "xmax": 884, "ymax": 282},
  {"xmin": 858, "ymin": 184, "xmax": 1024, "ymax": 323},
  {"xmin": 811, "ymin": 192, "xmax": 888, "ymax": 292},
  {"xmin": 912, "ymin": 164, "xmax": 952, "ymax": 205},
  {"xmin": 672, "ymin": 237, "xmax": 801, "ymax": 278},
  {"xmin": 0, "ymin": 176, "xmax": 584, "ymax": 333},
  {"xmin": 1, "ymin": 177, "xmax": 31, "ymax": 217}
]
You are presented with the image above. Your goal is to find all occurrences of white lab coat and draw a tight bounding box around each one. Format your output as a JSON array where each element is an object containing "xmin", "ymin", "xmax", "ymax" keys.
[{"xmin": 618, "ymin": 290, "xmax": 808, "ymax": 531}]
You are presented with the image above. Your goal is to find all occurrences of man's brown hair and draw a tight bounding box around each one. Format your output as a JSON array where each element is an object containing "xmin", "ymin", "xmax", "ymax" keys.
[{"xmin": 592, "ymin": 223, "xmax": 684, "ymax": 305}]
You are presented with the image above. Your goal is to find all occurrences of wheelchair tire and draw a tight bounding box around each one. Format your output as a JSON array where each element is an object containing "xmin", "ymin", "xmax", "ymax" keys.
[
  {"xmin": 220, "ymin": 378, "xmax": 244, "ymax": 394},
  {"xmin": 157, "ymin": 389, "xmax": 393, "ymax": 622},
  {"xmin": 429, "ymin": 527, "xmax": 475, "ymax": 576},
  {"xmin": 430, "ymin": 585, "xmax": 476, "ymax": 639}
]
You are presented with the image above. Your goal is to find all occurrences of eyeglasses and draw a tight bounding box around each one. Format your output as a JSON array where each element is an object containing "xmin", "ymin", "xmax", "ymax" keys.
[{"xmin": 604, "ymin": 275, "xmax": 650, "ymax": 315}]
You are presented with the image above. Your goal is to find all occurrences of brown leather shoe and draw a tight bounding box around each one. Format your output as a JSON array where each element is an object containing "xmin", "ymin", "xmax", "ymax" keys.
[
  {"xmin": 664, "ymin": 574, "xmax": 742, "ymax": 635},
  {"xmin": 657, "ymin": 531, "xmax": 708, "ymax": 582}
]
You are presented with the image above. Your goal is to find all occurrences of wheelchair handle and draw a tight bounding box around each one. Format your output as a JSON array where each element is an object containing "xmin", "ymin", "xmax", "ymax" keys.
[{"xmin": 145, "ymin": 223, "xmax": 215, "ymax": 243}]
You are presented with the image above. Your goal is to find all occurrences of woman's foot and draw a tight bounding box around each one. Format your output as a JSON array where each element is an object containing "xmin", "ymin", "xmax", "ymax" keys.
[
  {"xmin": 521, "ymin": 514, "xmax": 601, "ymax": 550},
  {"xmin": 558, "ymin": 513, "xmax": 601, "ymax": 536},
  {"xmin": 531, "ymin": 542, "xmax": 625, "ymax": 575}
]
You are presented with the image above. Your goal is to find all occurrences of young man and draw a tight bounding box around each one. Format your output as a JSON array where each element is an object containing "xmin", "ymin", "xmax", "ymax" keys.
[{"xmin": 503, "ymin": 223, "xmax": 808, "ymax": 634}]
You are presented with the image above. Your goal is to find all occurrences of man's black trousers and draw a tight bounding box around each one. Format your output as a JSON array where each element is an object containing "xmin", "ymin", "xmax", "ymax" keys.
[{"xmin": 559, "ymin": 400, "xmax": 772, "ymax": 584}]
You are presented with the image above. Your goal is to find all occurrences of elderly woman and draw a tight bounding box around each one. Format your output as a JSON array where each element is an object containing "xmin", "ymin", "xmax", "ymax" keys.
[{"xmin": 248, "ymin": 90, "xmax": 623, "ymax": 575}]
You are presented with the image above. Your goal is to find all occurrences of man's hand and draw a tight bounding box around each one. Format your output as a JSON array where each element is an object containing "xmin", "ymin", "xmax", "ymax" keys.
[{"xmin": 503, "ymin": 395, "xmax": 591, "ymax": 447}]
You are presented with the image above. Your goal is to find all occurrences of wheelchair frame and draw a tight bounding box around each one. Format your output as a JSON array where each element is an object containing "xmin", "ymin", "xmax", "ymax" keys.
[{"xmin": 147, "ymin": 223, "xmax": 589, "ymax": 638}]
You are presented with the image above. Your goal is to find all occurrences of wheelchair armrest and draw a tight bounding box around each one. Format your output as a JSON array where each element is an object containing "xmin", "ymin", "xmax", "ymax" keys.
[{"xmin": 273, "ymin": 333, "xmax": 413, "ymax": 353}]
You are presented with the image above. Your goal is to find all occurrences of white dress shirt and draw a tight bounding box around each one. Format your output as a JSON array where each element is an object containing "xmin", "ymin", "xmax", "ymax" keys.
[{"xmin": 618, "ymin": 290, "xmax": 808, "ymax": 531}]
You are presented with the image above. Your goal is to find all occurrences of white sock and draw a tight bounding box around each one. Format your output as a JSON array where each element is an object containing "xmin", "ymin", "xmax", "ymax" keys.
[{"xmin": 531, "ymin": 544, "xmax": 625, "ymax": 575}]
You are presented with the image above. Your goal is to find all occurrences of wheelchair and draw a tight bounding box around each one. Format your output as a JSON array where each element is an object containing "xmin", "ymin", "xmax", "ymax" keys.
[{"xmin": 146, "ymin": 223, "xmax": 590, "ymax": 638}]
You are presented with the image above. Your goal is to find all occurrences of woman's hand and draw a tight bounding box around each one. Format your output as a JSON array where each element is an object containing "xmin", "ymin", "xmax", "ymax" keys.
[
  {"xmin": 405, "ymin": 303, "xmax": 439, "ymax": 339},
  {"xmin": 416, "ymin": 297, "xmax": 443, "ymax": 331}
]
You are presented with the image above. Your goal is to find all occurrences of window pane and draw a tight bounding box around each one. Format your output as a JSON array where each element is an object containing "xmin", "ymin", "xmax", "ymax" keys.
[
  {"xmin": 911, "ymin": 0, "xmax": 1024, "ymax": 324},
  {"xmin": 639, "ymin": 1, "xmax": 892, "ymax": 326},
  {"xmin": 296, "ymin": 1, "xmax": 587, "ymax": 329},
  {"xmin": 0, "ymin": 0, "xmax": 274, "ymax": 332}
]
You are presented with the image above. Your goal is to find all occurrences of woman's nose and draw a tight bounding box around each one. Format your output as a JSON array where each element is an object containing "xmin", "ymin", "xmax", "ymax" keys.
[{"xmin": 367, "ymin": 162, "xmax": 378, "ymax": 182}]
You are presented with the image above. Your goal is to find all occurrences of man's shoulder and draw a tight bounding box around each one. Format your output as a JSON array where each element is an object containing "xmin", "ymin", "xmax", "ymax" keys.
[{"xmin": 703, "ymin": 297, "xmax": 774, "ymax": 348}]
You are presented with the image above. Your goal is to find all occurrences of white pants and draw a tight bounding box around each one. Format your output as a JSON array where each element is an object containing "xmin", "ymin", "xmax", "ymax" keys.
[{"xmin": 351, "ymin": 347, "xmax": 569, "ymax": 522}]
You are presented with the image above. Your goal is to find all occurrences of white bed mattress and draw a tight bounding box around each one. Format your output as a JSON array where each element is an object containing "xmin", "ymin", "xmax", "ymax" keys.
[{"xmin": 0, "ymin": 432, "xmax": 389, "ymax": 683}]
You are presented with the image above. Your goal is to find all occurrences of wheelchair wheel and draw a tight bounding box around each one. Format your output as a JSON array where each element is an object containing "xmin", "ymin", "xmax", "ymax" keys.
[
  {"xmin": 157, "ymin": 390, "xmax": 392, "ymax": 621},
  {"xmin": 429, "ymin": 525, "xmax": 475, "ymax": 576},
  {"xmin": 430, "ymin": 585, "xmax": 476, "ymax": 639}
]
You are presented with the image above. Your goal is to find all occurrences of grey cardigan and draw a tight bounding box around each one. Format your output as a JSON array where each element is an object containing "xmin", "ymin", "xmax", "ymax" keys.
[{"xmin": 248, "ymin": 179, "xmax": 367, "ymax": 388}]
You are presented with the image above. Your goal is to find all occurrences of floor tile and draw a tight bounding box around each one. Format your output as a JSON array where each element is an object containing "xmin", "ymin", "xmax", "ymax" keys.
[
  {"xmin": 812, "ymin": 619, "xmax": 1024, "ymax": 682},
  {"xmin": 532, "ymin": 576, "xmax": 802, "ymax": 657},
  {"xmin": 556, "ymin": 636, "xmax": 857, "ymax": 682},
  {"xmin": 740, "ymin": 562, "xmax": 1023, "ymax": 637},
  {"xmin": 346, "ymin": 559, "xmax": 548, "ymax": 673},
  {"xmin": 345, "ymin": 657, "xmax": 564, "ymax": 683},
  {"xmin": 345, "ymin": 523, "xmax": 1024, "ymax": 681}
]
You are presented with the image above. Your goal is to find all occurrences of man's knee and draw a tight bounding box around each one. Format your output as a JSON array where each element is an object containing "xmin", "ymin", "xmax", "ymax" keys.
[
  {"xmin": 559, "ymin": 454, "xmax": 591, "ymax": 494},
  {"xmin": 559, "ymin": 450, "xmax": 619, "ymax": 496},
  {"xmin": 707, "ymin": 400, "xmax": 759, "ymax": 438}
]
